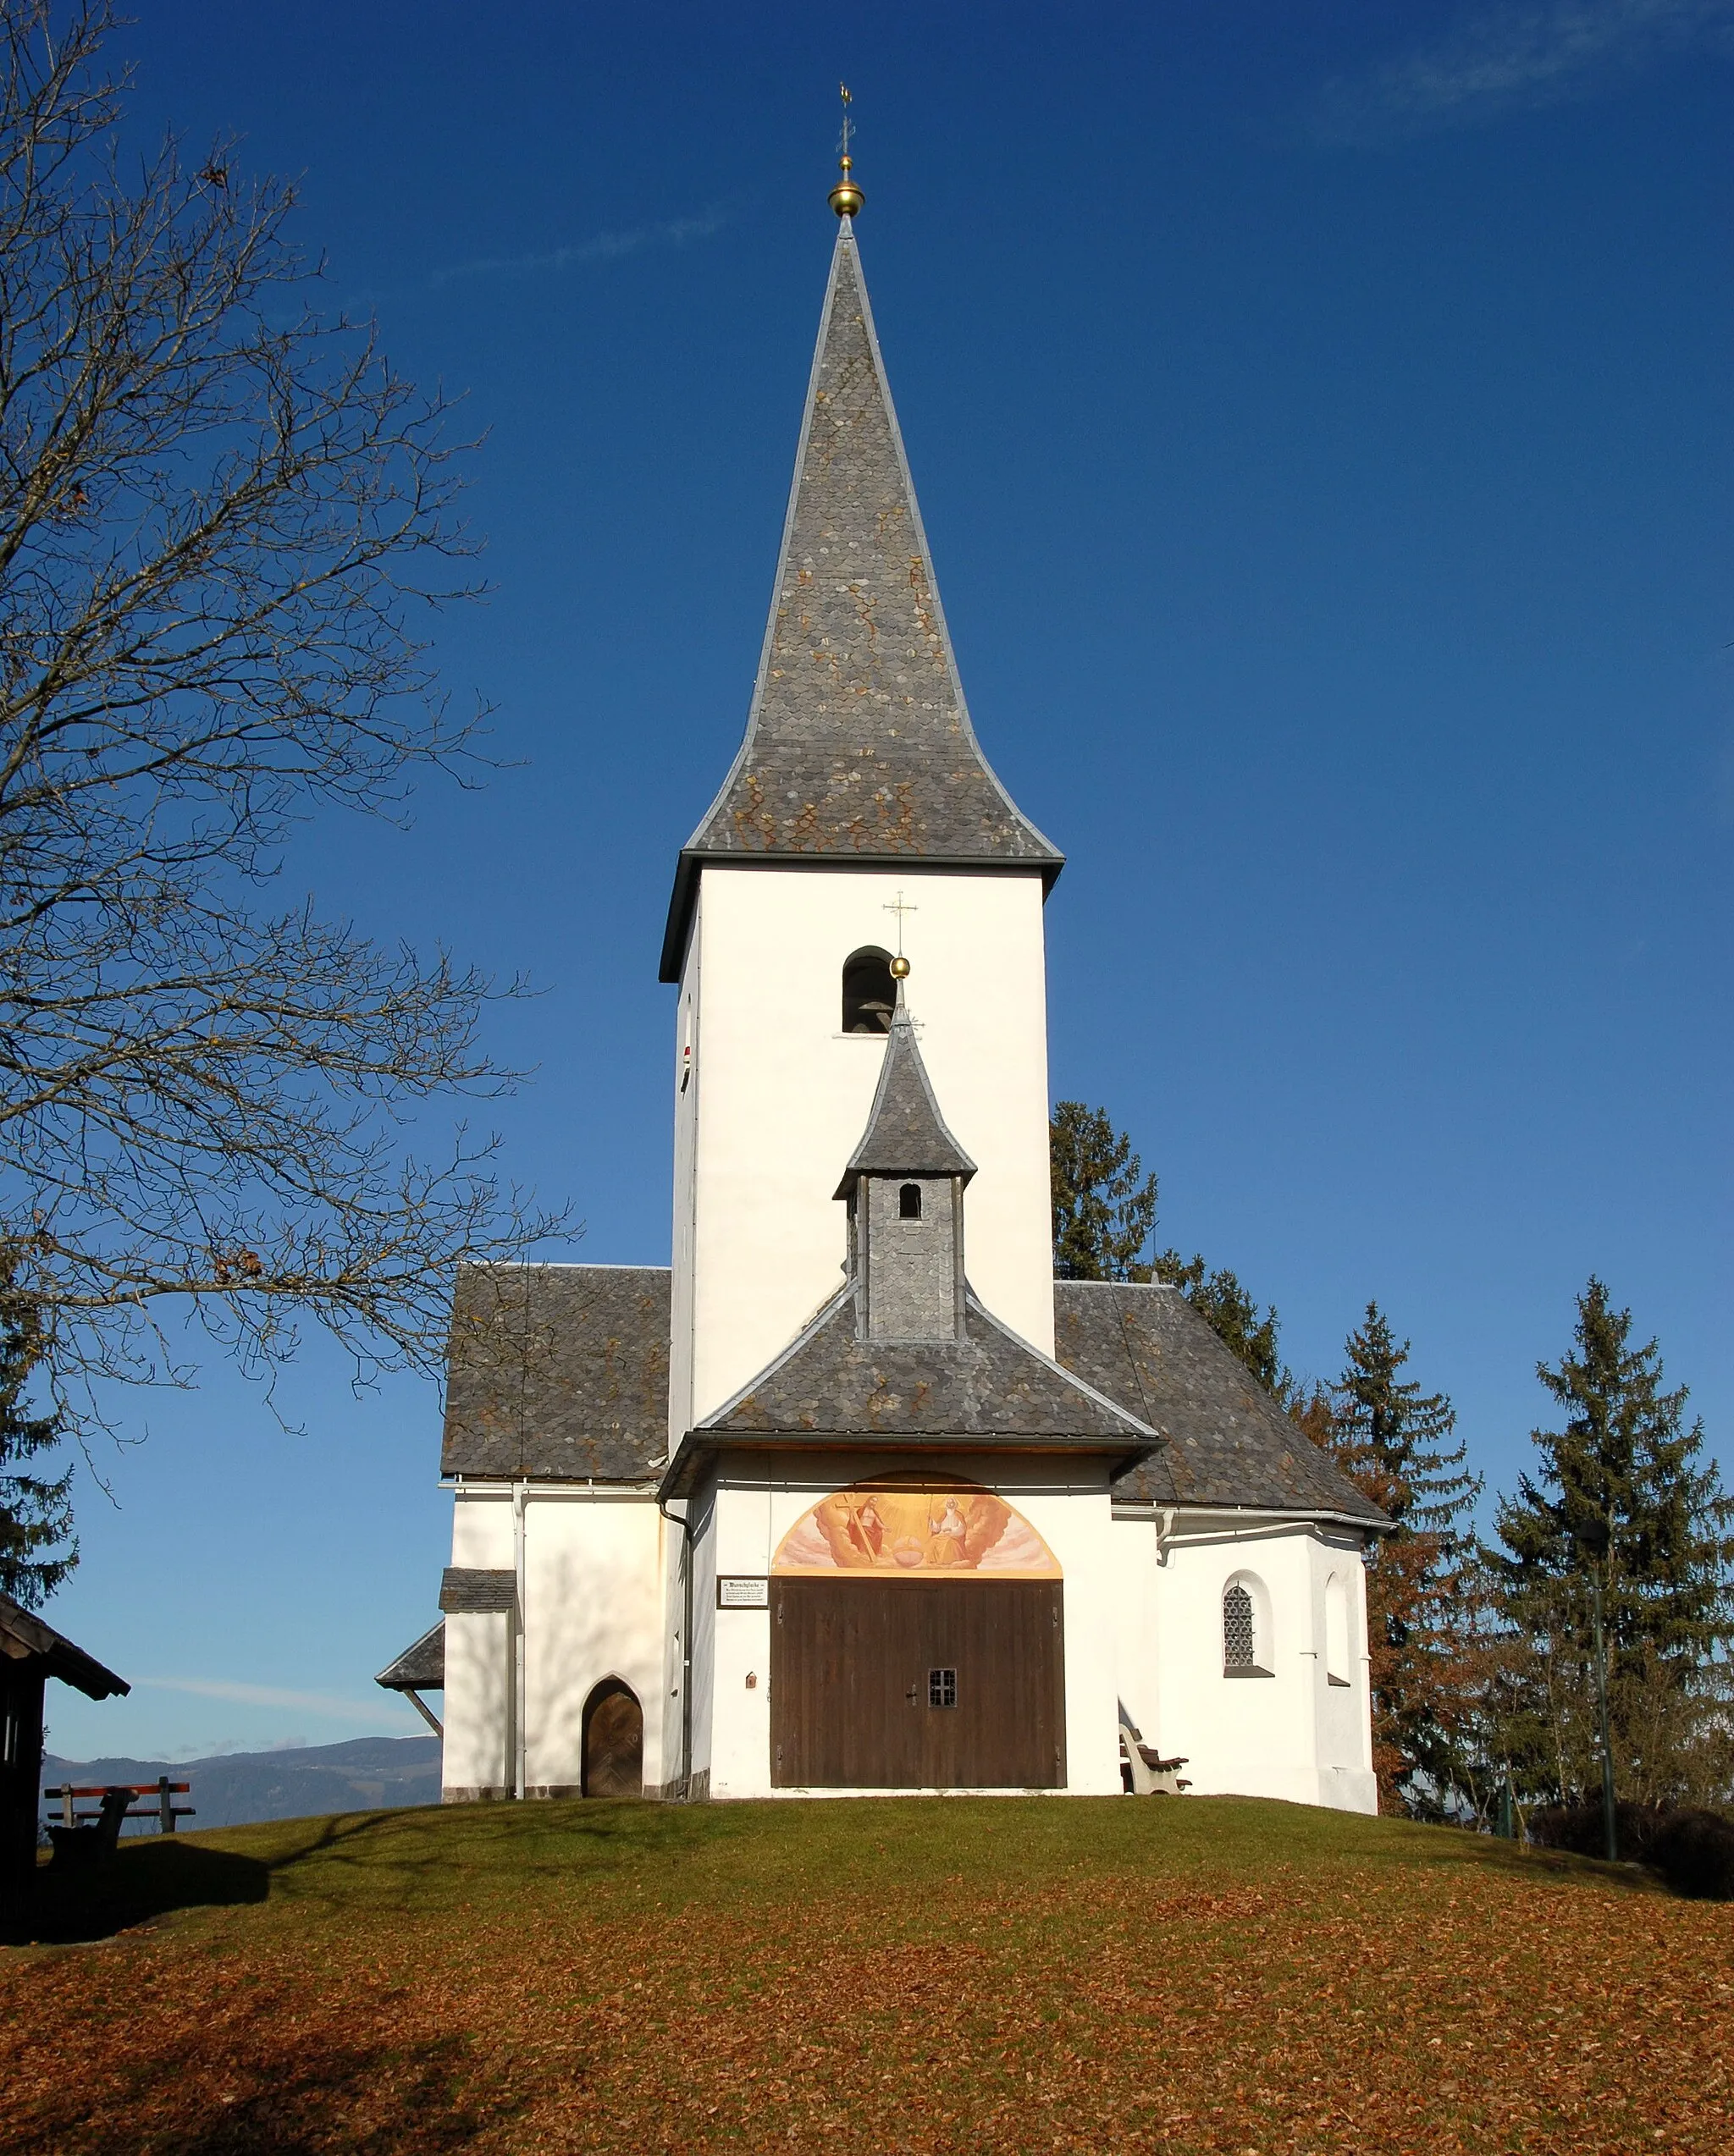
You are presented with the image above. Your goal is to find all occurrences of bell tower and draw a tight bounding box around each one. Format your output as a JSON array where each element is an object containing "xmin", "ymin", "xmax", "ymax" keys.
[{"xmin": 664, "ymin": 168, "xmax": 1064, "ymax": 1442}]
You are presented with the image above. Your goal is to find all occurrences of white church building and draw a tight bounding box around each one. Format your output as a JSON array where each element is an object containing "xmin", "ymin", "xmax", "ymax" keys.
[{"xmin": 378, "ymin": 175, "xmax": 1387, "ymax": 1812}]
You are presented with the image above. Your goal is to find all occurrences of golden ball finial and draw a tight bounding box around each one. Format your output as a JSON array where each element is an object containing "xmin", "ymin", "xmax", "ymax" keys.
[
  {"xmin": 889, "ymin": 953, "xmax": 910, "ymax": 979},
  {"xmin": 829, "ymin": 155, "xmax": 864, "ymax": 218}
]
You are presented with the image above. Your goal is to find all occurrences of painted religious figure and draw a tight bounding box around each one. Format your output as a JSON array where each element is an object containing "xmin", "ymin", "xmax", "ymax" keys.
[{"xmin": 772, "ymin": 1478, "xmax": 1060, "ymax": 1577}]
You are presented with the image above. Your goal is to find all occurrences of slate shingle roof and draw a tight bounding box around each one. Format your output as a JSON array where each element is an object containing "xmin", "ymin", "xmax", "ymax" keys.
[
  {"xmin": 442, "ymin": 1264, "xmax": 671, "ymax": 1481},
  {"xmin": 1052, "ymin": 1281, "xmax": 1389, "ymax": 1528},
  {"xmin": 376, "ymin": 1621, "xmax": 445, "ymax": 1690},
  {"xmin": 437, "ymin": 1265, "xmax": 1386, "ymax": 1534},
  {"xmin": 0, "ymin": 1590, "xmax": 128, "ymax": 1700},
  {"xmin": 835, "ymin": 987, "xmax": 975, "ymax": 1195},
  {"xmin": 438, "ymin": 1569, "xmax": 516, "ymax": 1613},
  {"xmin": 660, "ymin": 227, "xmax": 1062, "ymax": 979},
  {"xmin": 656, "ymin": 1282, "xmax": 1157, "ymax": 1497}
]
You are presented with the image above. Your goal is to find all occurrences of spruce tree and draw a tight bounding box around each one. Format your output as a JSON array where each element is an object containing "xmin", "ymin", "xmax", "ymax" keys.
[
  {"xmin": 1050, "ymin": 1103, "xmax": 1158, "ymax": 1282},
  {"xmin": 1048, "ymin": 1104, "xmax": 1292, "ymax": 1397},
  {"xmin": 1323, "ymin": 1304, "xmax": 1482, "ymax": 1816},
  {"xmin": 1490, "ymin": 1279, "xmax": 1734, "ymax": 1808},
  {"xmin": 0, "ymin": 1275, "xmax": 76, "ymax": 1609}
]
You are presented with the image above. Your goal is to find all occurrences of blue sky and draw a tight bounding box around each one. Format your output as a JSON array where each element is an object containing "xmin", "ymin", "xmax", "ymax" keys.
[{"xmin": 38, "ymin": 1, "xmax": 1731, "ymax": 1759}]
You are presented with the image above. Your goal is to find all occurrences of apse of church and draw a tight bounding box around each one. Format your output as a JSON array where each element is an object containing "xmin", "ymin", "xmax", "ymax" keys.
[{"xmin": 400, "ymin": 157, "xmax": 1388, "ymax": 1813}]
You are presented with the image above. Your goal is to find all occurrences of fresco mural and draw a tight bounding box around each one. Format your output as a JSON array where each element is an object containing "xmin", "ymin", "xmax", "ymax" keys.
[{"xmin": 772, "ymin": 1477, "xmax": 1061, "ymax": 1578}]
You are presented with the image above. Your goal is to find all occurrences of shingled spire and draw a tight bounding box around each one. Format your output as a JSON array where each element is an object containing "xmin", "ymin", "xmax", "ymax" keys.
[
  {"xmin": 660, "ymin": 221, "xmax": 1063, "ymax": 979},
  {"xmin": 833, "ymin": 983, "xmax": 975, "ymax": 1344},
  {"xmin": 834, "ymin": 984, "xmax": 974, "ymax": 1198}
]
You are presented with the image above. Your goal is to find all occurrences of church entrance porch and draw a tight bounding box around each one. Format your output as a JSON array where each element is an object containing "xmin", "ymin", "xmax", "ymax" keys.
[{"xmin": 770, "ymin": 1578, "xmax": 1066, "ymax": 1789}]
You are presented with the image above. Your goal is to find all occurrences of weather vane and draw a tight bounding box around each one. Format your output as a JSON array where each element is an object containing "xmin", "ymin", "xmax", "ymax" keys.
[{"xmin": 829, "ymin": 84, "xmax": 864, "ymax": 218}]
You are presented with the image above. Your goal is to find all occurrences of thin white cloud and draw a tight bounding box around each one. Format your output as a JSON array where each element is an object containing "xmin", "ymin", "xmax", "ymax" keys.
[
  {"xmin": 431, "ymin": 206, "xmax": 730, "ymax": 288},
  {"xmin": 137, "ymin": 1675, "xmax": 395, "ymax": 1723},
  {"xmin": 1315, "ymin": 0, "xmax": 1734, "ymax": 141}
]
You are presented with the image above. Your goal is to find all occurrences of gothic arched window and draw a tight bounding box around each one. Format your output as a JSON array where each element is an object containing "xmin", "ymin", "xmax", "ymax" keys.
[
  {"xmin": 898, "ymin": 1183, "xmax": 922, "ymax": 1220},
  {"xmin": 1223, "ymin": 1577, "xmax": 1272, "ymax": 1677},
  {"xmin": 1223, "ymin": 1583, "xmax": 1256, "ymax": 1668},
  {"xmin": 842, "ymin": 947, "xmax": 896, "ymax": 1034}
]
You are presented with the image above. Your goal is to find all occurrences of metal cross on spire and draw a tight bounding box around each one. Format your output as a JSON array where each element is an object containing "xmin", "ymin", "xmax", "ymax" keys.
[
  {"xmin": 883, "ymin": 890, "xmax": 917, "ymax": 956},
  {"xmin": 829, "ymin": 85, "xmax": 864, "ymax": 218}
]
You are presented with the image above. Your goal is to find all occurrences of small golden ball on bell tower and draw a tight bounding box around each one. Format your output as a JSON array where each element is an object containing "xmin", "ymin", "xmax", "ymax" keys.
[
  {"xmin": 829, "ymin": 156, "xmax": 864, "ymax": 218},
  {"xmin": 889, "ymin": 954, "xmax": 910, "ymax": 979}
]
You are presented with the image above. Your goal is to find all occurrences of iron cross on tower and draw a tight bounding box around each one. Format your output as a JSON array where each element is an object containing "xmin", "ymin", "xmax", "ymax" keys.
[{"xmin": 883, "ymin": 889, "xmax": 916, "ymax": 982}]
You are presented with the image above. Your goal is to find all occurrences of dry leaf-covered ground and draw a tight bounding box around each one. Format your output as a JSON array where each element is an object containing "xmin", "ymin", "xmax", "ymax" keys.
[{"xmin": 2, "ymin": 1795, "xmax": 1729, "ymax": 2153}]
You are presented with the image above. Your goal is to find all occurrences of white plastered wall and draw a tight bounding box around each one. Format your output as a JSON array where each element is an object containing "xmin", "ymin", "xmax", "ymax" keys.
[
  {"xmin": 1111, "ymin": 1511, "xmax": 1378, "ymax": 1814},
  {"xmin": 522, "ymin": 1491, "xmax": 665, "ymax": 1794},
  {"xmin": 442, "ymin": 1490, "xmax": 514, "ymax": 1799},
  {"xmin": 670, "ymin": 865, "xmax": 1053, "ymax": 1439},
  {"xmin": 689, "ymin": 1451, "xmax": 1121, "ymax": 1800},
  {"xmin": 442, "ymin": 1486, "xmax": 665, "ymax": 1800}
]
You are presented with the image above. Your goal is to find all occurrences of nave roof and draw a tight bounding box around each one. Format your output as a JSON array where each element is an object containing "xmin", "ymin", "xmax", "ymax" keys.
[
  {"xmin": 439, "ymin": 1265, "xmax": 1386, "ymax": 1530},
  {"xmin": 1053, "ymin": 1281, "xmax": 1389, "ymax": 1528},
  {"xmin": 442, "ymin": 1264, "xmax": 671, "ymax": 1482}
]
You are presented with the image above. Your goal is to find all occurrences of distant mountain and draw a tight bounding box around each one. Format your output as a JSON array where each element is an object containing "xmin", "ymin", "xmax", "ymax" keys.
[{"xmin": 41, "ymin": 1734, "xmax": 441, "ymax": 1832}]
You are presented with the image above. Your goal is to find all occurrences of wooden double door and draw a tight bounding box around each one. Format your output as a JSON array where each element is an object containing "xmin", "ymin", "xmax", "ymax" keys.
[{"xmin": 770, "ymin": 1578, "xmax": 1066, "ymax": 1789}]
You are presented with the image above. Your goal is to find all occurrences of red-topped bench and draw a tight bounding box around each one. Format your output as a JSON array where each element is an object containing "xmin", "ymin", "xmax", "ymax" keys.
[{"xmin": 43, "ymin": 1777, "xmax": 194, "ymax": 1858}]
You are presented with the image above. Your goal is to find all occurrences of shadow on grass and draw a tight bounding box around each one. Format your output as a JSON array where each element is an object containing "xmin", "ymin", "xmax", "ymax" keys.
[
  {"xmin": 4, "ymin": 1790, "xmax": 1671, "ymax": 1951},
  {"xmin": 5, "ymin": 1839, "xmax": 269, "ymax": 1945},
  {"xmin": 10, "ymin": 2028, "xmax": 516, "ymax": 2156},
  {"xmin": 3, "ymin": 1795, "xmax": 721, "ymax": 1946}
]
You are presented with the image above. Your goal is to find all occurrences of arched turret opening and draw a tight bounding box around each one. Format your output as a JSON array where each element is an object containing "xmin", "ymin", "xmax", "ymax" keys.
[
  {"xmin": 842, "ymin": 947, "xmax": 897, "ymax": 1034},
  {"xmin": 581, "ymin": 1678, "xmax": 643, "ymax": 1797},
  {"xmin": 898, "ymin": 1182, "xmax": 922, "ymax": 1220}
]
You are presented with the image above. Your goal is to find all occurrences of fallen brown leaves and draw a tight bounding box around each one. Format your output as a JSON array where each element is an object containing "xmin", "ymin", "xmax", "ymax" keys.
[{"xmin": 2, "ymin": 1805, "xmax": 1729, "ymax": 2155}]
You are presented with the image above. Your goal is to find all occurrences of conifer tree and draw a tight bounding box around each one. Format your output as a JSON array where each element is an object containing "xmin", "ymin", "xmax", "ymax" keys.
[
  {"xmin": 1050, "ymin": 1103, "xmax": 1158, "ymax": 1282},
  {"xmin": 1320, "ymin": 1303, "xmax": 1482, "ymax": 1815},
  {"xmin": 0, "ymin": 1275, "xmax": 76, "ymax": 1609},
  {"xmin": 1489, "ymin": 1279, "xmax": 1734, "ymax": 1807},
  {"xmin": 1049, "ymin": 1104, "xmax": 1292, "ymax": 1396}
]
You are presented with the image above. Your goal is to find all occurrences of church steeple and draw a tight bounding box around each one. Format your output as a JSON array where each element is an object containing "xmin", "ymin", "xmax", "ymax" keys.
[{"xmin": 658, "ymin": 216, "xmax": 1063, "ymax": 979}]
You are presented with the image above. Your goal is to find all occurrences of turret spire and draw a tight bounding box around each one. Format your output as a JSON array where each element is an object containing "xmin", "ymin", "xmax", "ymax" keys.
[{"xmin": 835, "ymin": 982, "xmax": 975, "ymax": 1199}]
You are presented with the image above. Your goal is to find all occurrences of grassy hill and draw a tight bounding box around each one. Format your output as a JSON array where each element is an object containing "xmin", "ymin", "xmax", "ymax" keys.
[{"xmin": 3, "ymin": 1795, "xmax": 1729, "ymax": 2153}]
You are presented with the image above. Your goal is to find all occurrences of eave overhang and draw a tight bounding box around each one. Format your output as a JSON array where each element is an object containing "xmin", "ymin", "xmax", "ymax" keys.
[
  {"xmin": 658, "ymin": 1424, "xmax": 1159, "ymax": 1504},
  {"xmin": 0, "ymin": 1591, "xmax": 129, "ymax": 1701}
]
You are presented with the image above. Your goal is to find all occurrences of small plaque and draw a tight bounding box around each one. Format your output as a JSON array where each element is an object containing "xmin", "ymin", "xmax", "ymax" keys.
[{"xmin": 717, "ymin": 1576, "xmax": 769, "ymax": 1609}]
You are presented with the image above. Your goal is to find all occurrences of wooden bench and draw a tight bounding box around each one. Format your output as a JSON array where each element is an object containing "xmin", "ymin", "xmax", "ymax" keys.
[
  {"xmin": 1118, "ymin": 1724, "xmax": 1191, "ymax": 1796},
  {"xmin": 43, "ymin": 1778, "xmax": 194, "ymax": 1864}
]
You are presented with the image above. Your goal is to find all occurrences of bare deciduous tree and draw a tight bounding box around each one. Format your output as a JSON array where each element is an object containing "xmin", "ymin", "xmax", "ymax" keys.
[{"xmin": 0, "ymin": 2, "xmax": 561, "ymax": 1435}]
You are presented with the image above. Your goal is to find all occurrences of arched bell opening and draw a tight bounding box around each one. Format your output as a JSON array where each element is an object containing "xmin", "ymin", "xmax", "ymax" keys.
[
  {"xmin": 581, "ymin": 1677, "xmax": 643, "ymax": 1797},
  {"xmin": 842, "ymin": 947, "xmax": 897, "ymax": 1034}
]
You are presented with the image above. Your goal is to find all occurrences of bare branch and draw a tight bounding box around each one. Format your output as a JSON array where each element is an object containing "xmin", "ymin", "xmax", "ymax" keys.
[{"xmin": 0, "ymin": 3, "xmax": 565, "ymax": 1436}]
